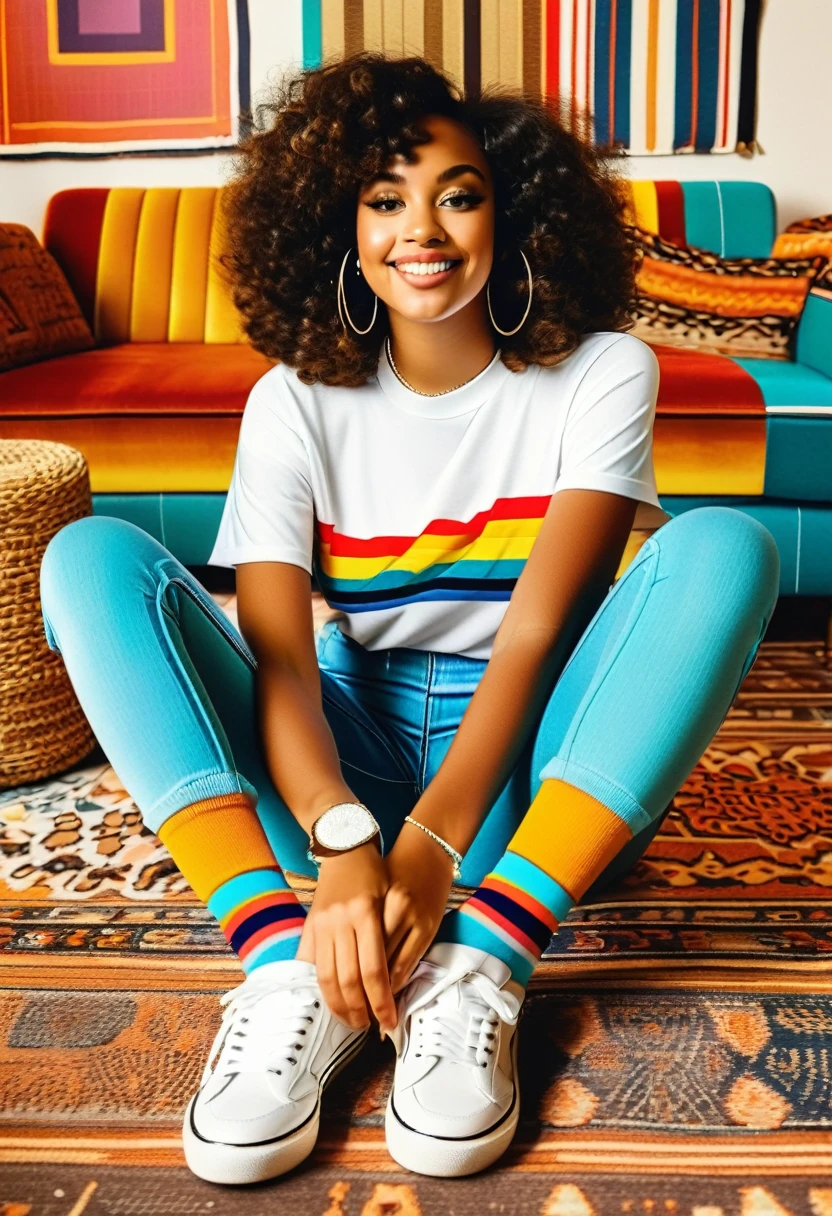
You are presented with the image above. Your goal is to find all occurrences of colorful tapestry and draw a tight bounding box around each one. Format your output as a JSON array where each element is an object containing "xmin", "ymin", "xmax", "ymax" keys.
[
  {"xmin": 0, "ymin": 0, "xmax": 249, "ymax": 155},
  {"xmin": 283, "ymin": 0, "xmax": 764, "ymax": 155},
  {"xmin": 0, "ymin": 1, "xmax": 763, "ymax": 157},
  {"xmin": 627, "ymin": 228, "xmax": 826, "ymax": 361}
]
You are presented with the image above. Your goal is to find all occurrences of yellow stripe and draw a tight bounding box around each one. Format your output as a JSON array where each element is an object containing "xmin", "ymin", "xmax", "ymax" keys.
[
  {"xmin": 403, "ymin": 0, "xmax": 425, "ymax": 54},
  {"xmin": 629, "ymin": 180, "xmax": 659, "ymax": 234},
  {"xmin": 321, "ymin": 0, "xmax": 346, "ymax": 58},
  {"xmin": 443, "ymin": 0, "xmax": 465, "ymax": 90},
  {"xmin": 364, "ymin": 0, "xmax": 383, "ymax": 50},
  {"xmin": 157, "ymin": 794, "xmax": 277, "ymax": 903},
  {"xmin": 94, "ymin": 189, "xmax": 145, "ymax": 345},
  {"xmin": 318, "ymin": 519, "xmax": 546, "ymax": 578},
  {"xmin": 204, "ymin": 187, "xmax": 244, "ymax": 344},
  {"xmin": 169, "ymin": 188, "xmax": 217, "ymax": 342},
  {"xmin": 645, "ymin": 0, "xmax": 660, "ymax": 152},
  {"xmin": 130, "ymin": 188, "xmax": 180, "ymax": 342},
  {"xmin": 508, "ymin": 778, "xmax": 633, "ymax": 902}
]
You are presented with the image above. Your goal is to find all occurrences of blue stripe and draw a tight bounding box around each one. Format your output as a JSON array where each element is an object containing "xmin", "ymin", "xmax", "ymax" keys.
[
  {"xmin": 473, "ymin": 887, "xmax": 553, "ymax": 953},
  {"xmin": 680, "ymin": 181, "xmax": 723, "ymax": 254},
  {"xmin": 718, "ymin": 182, "xmax": 776, "ymax": 258},
  {"xmin": 207, "ymin": 868, "xmax": 292, "ymax": 923},
  {"xmin": 613, "ymin": 0, "xmax": 632, "ymax": 147},
  {"xmin": 301, "ymin": 0, "xmax": 322, "ymax": 70},
  {"xmin": 318, "ymin": 558, "xmax": 528, "ymax": 594},
  {"xmin": 242, "ymin": 936, "xmax": 304, "ymax": 973},
  {"xmin": 322, "ymin": 587, "xmax": 517, "ymax": 613},
  {"xmin": 435, "ymin": 912, "xmax": 536, "ymax": 987},
  {"xmin": 230, "ymin": 903, "xmax": 306, "ymax": 954},
  {"xmin": 495, "ymin": 852, "xmax": 575, "ymax": 923},
  {"xmin": 593, "ymin": 0, "xmax": 613, "ymax": 146},
  {"xmin": 674, "ymin": 0, "xmax": 694, "ymax": 150},
  {"xmin": 694, "ymin": 0, "xmax": 720, "ymax": 151}
]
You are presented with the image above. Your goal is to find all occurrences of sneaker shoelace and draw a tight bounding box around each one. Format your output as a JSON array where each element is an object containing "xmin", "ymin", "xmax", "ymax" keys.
[
  {"xmin": 397, "ymin": 957, "xmax": 522, "ymax": 1072},
  {"xmin": 202, "ymin": 970, "xmax": 322, "ymax": 1085}
]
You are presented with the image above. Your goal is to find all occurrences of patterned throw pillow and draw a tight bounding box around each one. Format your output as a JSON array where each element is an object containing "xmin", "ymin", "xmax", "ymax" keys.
[
  {"xmin": 626, "ymin": 226, "xmax": 827, "ymax": 360},
  {"xmin": 0, "ymin": 224, "xmax": 95, "ymax": 372},
  {"xmin": 771, "ymin": 214, "xmax": 832, "ymax": 263}
]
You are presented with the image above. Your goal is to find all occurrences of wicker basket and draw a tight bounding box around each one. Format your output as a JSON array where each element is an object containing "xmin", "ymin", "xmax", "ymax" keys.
[{"xmin": 1, "ymin": 439, "xmax": 97, "ymax": 789}]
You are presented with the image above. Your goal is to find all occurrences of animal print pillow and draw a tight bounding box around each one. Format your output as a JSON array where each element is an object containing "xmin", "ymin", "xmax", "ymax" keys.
[
  {"xmin": 626, "ymin": 226, "xmax": 827, "ymax": 361},
  {"xmin": 771, "ymin": 213, "xmax": 832, "ymax": 263}
]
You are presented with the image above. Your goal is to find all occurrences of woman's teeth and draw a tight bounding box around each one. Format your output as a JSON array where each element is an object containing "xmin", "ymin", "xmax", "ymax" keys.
[{"xmin": 395, "ymin": 260, "xmax": 457, "ymax": 275}]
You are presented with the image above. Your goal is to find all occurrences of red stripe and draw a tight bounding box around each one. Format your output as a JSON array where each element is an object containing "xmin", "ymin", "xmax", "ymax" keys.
[
  {"xmin": 222, "ymin": 890, "xmax": 299, "ymax": 939},
  {"xmin": 720, "ymin": 0, "xmax": 732, "ymax": 147},
  {"xmin": 690, "ymin": 0, "xmax": 699, "ymax": 148},
  {"xmin": 571, "ymin": 0, "xmax": 578, "ymax": 129},
  {"xmin": 238, "ymin": 916, "xmax": 306, "ymax": 959},
  {"xmin": 585, "ymin": 0, "xmax": 591, "ymax": 124},
  {"xmin": 609, "ymin": 0, "xmax": 617, "ymax": 140},
  {"xmin": 547, "ymin": 0, "xmax": 560, "ymax": 105},
  {"xmin": 480, "ymin": 876, "xmax": 559, "ymax": 932},
  {"xmin": 466, "ymin": 896, "xmax": 541, "ymax": 958},
  {"xmin": 654, "ymin": 181, "xmax": 687, "ymax": 247},
  {"xmin": 42, "ymin": 189, "xmax": 109, "ymax": 330},
  {"xmin": 316, "ymin": 494, "xmax": 553, "ymax": 558}
]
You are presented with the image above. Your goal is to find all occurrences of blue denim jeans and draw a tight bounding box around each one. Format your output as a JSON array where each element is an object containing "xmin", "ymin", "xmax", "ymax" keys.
[{"xmin": 39, "ymin": 505, "xmax": 780, "ymax": 898}]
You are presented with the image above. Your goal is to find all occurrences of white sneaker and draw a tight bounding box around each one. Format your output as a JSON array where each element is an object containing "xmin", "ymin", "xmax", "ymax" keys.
[
  {"xmin": 183, "ymin": 958, "xmax": 368, "ymax": 1184},
  {"xmin": 384, "ymin": 942, "xmax": 524, "ymax": 1177}
]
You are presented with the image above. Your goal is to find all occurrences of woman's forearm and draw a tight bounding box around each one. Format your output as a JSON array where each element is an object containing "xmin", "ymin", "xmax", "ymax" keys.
[
  {"xmin": 408, "ymin": 629, "xmax": 576, "ymax": 856},
  {"xmin": 254, "ymin": 660, "xmax": 356, "ymax": 834}
]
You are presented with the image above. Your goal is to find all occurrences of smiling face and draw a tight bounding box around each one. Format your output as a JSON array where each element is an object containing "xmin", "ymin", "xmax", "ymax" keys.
[{"xmin": 355, "ymin": 113, "xmax": 495, "ymax": 326}]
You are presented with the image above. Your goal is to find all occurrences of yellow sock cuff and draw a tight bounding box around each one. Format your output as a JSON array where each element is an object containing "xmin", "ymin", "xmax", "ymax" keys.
[
  {"xmin": 157, "ymin": 792, "xmax": 281, "ymax": 903},
  {"xmin": 508, "ymin": 778, "xmax": 633, "ymax": 902}
]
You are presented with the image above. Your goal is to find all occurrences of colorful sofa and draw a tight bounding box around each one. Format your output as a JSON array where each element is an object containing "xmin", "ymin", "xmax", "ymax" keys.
[{"xmin": 2, "ymin": 182, "xmax": 831, "ymax": 598}]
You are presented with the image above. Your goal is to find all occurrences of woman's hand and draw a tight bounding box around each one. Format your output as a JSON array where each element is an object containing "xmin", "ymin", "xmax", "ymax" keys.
[
  {"xmin": 382, "ymin": 823, "xmax": 456, "ymax": 995},
  {"xmin": 296, "ymin": 840, "xmax": 397, "ymax": 1033}
]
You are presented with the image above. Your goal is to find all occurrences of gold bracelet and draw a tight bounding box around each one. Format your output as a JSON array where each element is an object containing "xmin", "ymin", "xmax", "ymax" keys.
[{"xmin": 403, "ymin": 816, "xmax": 463, "ymax": 880}]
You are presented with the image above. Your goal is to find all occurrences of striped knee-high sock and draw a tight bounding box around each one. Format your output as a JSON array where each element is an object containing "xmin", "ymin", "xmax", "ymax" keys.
[
  {"xmin": 435, "ymin": 778, "xmax": 633, "ymax": 986},
  {"xmin": 156, "ymin": 792, "xmax": 306, "ymax": 974}
]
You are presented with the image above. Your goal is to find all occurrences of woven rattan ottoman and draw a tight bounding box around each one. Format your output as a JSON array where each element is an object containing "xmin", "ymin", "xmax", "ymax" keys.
[{"xmin": 1, "ymin": 439, "xmax": 97, "ymax": 789}]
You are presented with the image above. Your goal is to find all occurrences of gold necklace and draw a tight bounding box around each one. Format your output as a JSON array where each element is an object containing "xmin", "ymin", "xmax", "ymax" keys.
[{"xmin": 386, "ymin": 336, "xmax": 479, "ymax": 397}]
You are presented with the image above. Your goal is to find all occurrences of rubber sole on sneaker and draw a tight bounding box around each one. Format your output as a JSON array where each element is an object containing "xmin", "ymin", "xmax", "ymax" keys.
[
  {"xmin": 182, "ymin": 1028, "xmax": 369, "ymax": 1185},
  {"xmin": 384, "ymin": 1031, "xmax": 520, "ymax": 1178}
]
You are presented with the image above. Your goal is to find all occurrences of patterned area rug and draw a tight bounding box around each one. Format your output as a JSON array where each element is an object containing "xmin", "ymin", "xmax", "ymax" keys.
[{"xmin": 2, "ymin": 594, "xmax": 832, "ymax": 1215}]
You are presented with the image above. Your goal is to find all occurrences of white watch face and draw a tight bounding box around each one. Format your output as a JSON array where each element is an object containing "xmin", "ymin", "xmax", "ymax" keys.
[{"xmin": 314, "ymin": 803, "xmax": 377, "ymax": 851}]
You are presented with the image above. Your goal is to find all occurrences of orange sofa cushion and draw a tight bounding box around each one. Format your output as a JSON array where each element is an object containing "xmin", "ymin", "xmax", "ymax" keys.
[{"xmin": 1, "ymin": 342, "xmax": 273, "ymax": 416}]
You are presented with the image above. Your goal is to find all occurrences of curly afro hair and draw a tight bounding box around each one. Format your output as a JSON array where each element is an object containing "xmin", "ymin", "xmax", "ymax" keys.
[{"xmin": 220, "ymin": 51, "xmax": 638, "ymax": 387}]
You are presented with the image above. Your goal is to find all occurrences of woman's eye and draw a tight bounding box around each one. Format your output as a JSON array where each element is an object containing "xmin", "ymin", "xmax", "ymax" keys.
[{"xmin": 366, "ymin": 192, "xmax": 484, "ymax": 213}]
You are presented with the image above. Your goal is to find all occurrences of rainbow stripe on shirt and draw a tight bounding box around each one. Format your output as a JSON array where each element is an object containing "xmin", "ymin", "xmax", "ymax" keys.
[{"xmin": 313, "ymin": 493, "xmax": 553, "ymax": 613}]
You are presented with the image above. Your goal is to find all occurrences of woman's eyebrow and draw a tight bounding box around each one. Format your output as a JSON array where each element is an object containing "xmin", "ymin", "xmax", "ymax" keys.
[{"xmin": 369, "ymin": 163, "xmax": 486, "ymax": 186}]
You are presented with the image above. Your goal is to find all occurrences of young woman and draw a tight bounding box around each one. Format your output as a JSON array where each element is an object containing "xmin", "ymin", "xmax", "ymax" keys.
[{"xmin": 39, "ymin": 52, "xmax": 780, "ymax": 1186}]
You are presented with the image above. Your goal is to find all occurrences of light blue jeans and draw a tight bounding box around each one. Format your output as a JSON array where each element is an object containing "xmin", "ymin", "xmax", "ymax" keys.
[{"xmin": 39, "ymin": 505, "xmax": 780, "ymax": 898}]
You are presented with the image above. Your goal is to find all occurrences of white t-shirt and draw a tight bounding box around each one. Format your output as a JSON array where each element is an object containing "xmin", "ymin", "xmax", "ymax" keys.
[{"xmin": 207, "ymin": 330, "xmax": 664, "ymax": 659}]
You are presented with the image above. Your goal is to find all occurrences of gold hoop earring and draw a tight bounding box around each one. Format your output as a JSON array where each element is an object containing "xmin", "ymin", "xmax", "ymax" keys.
[
  {"xmin": 486, "ymin": 247, "xmax": 533, "ymax": 336},
  {"xmin": 337, "ymin": 247, "xmax": 378, "ymax": 335}
]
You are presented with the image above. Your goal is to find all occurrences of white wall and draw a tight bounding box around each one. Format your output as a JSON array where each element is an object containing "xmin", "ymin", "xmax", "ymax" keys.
[{"xmin": 4, "ymin": 0, "xmax": 831, "ymax": 239}]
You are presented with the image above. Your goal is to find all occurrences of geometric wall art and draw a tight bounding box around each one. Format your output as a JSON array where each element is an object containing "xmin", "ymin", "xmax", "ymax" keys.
[{"xmin": 0, "ymin": 0, "xmax": 249, "ymax": 155}]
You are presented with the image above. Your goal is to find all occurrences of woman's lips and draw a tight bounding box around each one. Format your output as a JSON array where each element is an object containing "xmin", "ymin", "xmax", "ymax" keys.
[{"xmin": 390, "ymin": 261, "xmax": 462, "ymax": 288}]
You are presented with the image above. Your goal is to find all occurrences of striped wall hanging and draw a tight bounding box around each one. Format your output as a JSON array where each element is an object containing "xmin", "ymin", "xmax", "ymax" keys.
[{"xmin": 285, "ymin": 0, "xmax": 764, "ymax": 156}]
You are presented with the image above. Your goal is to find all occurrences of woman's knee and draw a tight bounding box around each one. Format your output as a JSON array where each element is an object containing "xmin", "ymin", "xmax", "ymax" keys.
[
  {"xmin": 653, "ymin": 506, "xmax": 781, "ymax": 616},
  {"xmin": 40, "ymin": 516, "xmax": 164, "ymax": 644}
]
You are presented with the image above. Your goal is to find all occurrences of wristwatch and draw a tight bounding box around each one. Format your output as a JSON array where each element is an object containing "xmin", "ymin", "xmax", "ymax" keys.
[{"xmin": 307, "ymin": 801, "xmax": 383, "ymax": 867}]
